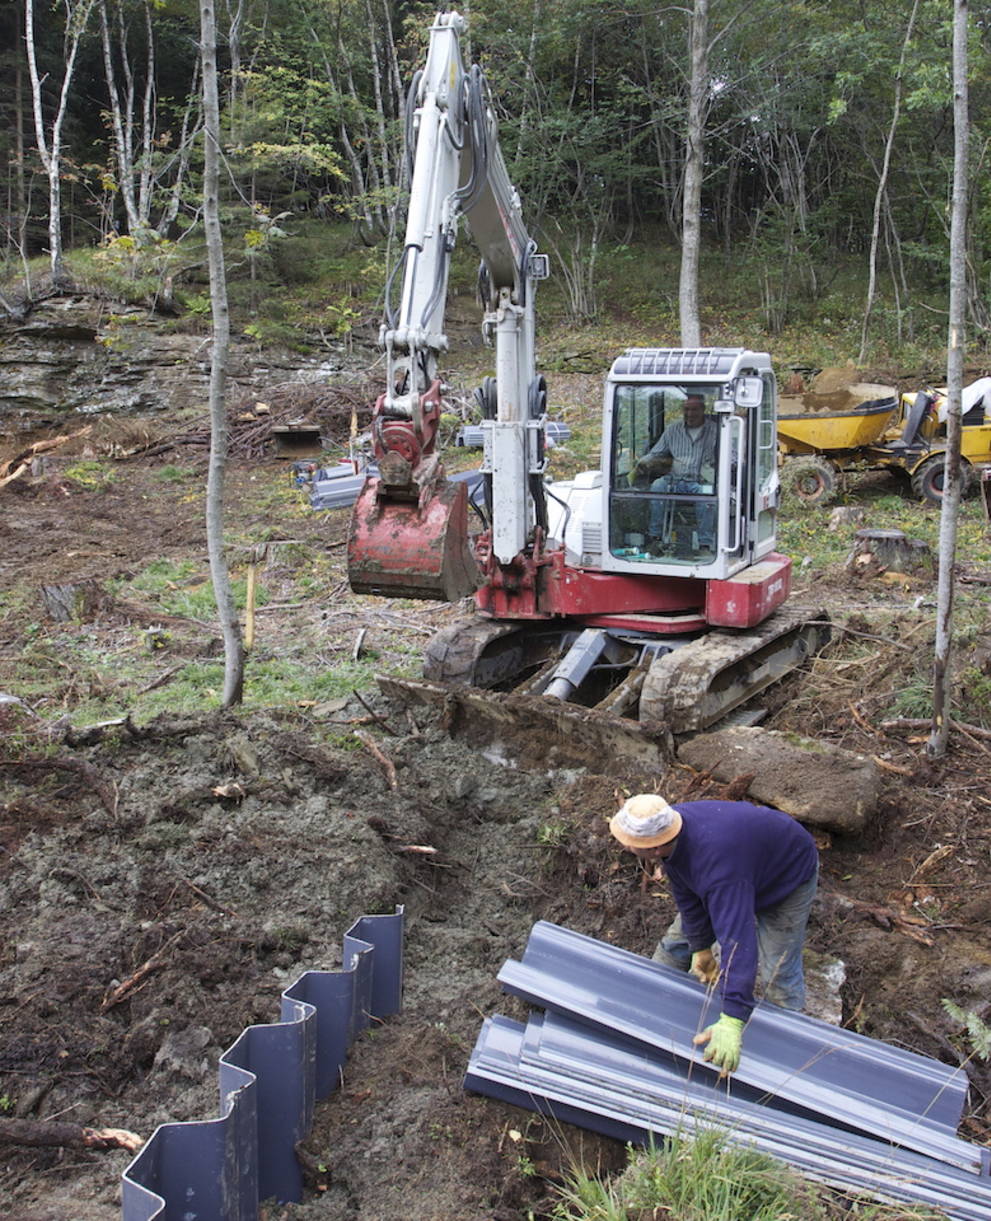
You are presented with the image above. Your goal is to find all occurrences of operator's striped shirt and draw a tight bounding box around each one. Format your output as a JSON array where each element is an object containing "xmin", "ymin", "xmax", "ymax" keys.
[{"xmin": 646, "ymin": 417, "xmax": 718, "ymax": 480}]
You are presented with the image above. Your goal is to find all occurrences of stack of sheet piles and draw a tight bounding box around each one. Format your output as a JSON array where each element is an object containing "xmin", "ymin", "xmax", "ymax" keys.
[{"xmin": 464, "ymin": 921, "xmax": 991, "ymax": 1221}]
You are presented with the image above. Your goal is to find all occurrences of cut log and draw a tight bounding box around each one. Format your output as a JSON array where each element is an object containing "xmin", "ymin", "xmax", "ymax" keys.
[
  {"xmin": 677, "ymin": 725, "xmax": 880, "ymax": 833},
  {"xmin": 845, "ymin": 528, "xmax": 933, "ymax": 578},
  {"xmin": 0, "ymin": 1117, "xmax": 142, "ymax": 1152}
]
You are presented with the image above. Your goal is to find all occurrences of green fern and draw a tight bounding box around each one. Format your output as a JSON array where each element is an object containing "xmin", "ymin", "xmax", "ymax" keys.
[{"xmin": 942, "ymin": 999, "xmax": 991, "ymax": 1061}]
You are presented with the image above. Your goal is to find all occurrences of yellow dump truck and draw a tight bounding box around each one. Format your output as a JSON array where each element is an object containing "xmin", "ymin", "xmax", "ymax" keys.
[{"xmin": 777, "ymin": 378, "xmax": 991, "ymax": 504}]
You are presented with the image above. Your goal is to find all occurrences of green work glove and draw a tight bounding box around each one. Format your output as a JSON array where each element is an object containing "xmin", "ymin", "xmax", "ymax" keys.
[
  {"xmin": 690, "ymin": 948, "xmax": 719, "ymax": 986},
  {"xmin": 693, "ymin": 1014, "xmax": 744, "ymax": 1076}
]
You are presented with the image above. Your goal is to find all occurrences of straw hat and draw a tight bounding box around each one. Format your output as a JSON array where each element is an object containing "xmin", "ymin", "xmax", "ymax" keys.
[{"xmin": 609, "ymin": 793, "xmax": 682, "ymax": 849}]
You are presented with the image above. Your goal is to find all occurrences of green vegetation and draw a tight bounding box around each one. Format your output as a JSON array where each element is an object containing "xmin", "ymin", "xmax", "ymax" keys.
[
  {"xmin": 550, "ymin": 1130, "xmax": 948, "ymax": 1220},
  {"xmin": 63, "ymin": 461, "xmax": 117, "ymax": 492},
  {"xmin": 943, "ymin": 1000, "xmax": 991, "ymax": 1063},
  {"xmin": 535, "ymin": 821, "xmax": 573, "ymax": 849}
]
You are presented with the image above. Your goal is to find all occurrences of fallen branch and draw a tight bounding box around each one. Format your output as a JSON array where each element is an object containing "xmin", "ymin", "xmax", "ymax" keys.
[
  {"xmin": 353, "ymin": 729, "xmax": 398, "ymax": 790},
  {"xmin": 848, "ymin": 702, "xmax": 875, "ymax": 736},
  {"xmin": 350, "ymin": 687, "xmax": 396, "ymax": 734},
  {"xmin": 101, "ymin": 929, "xmax": 185, "ymax": 1012},
  {"xmin": 822, "ymin": 889, "xmax": 935, "ymax": 946},
  {"xmin": 0, "ymin": 1117, "xmax": 143, "ymax": 1153},
  {"xmin": 138, "ymin": 666, "xmax": 184, "ymax": 695},
  {"xmin": 180, "ymin": 876, "xmax": 237, "ymax": 917},
  {"xmin": 880, "ymin": 717, "xmax": 991, "ymax": 741},
  {"xmin": 872, "ymin": 755, "xmax": 914, "ymax": 776}
]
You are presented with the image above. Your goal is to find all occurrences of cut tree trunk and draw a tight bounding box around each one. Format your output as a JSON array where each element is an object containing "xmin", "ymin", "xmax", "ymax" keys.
[
  {"xmin": 40, "ymin": 581, "xmax": 106, "ymax": 623},
  {"xmin": 846, "ymin": 528, "xmax": 933, "ymax": 577}
]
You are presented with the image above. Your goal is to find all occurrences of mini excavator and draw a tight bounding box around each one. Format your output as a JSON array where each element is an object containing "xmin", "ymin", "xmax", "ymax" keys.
[{"xmin": 347, "ymin": 11, "xmax": 828, "ymax": 763}]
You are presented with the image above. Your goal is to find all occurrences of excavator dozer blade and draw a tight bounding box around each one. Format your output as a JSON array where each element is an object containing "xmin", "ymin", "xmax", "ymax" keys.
[
  {"xmin": 377, "ymin": 675, "xmax": 674, "ymax": 775},
  {"xmin": 347, "ymin": 475, "xmax": 481, "ymax": 602}
]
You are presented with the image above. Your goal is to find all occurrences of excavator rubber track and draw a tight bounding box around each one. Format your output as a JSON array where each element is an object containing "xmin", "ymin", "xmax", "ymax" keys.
[
  {"xmin": 423, "ymin": 617, "xmax": 576, "ymax": 688},
  {"xmin": 639, "ymin": 604, "xmax": 831, "ymax": 731}
]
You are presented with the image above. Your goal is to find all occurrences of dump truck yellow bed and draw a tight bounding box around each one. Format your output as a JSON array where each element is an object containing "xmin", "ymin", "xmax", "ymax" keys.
[{"xmin": 777, "ymin": 396, "xmax": 897, "ymax": 455}]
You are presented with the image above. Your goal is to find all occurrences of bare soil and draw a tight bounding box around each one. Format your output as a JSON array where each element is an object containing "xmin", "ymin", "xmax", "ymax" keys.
[{"xmin": 2, "ymin": 403, "xmax": 991, "ymax": 1221}]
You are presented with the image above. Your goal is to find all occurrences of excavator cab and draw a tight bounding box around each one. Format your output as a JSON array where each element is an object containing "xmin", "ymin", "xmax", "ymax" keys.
[{"xmin": 592, "ymin": 349, "xmax": 779, "ymax": 582}]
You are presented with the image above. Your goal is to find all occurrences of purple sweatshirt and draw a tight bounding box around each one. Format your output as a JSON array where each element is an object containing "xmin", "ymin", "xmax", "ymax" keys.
[{"xmin": 662, "ymin": 800, "xmax": 818, "ymax": 1021}]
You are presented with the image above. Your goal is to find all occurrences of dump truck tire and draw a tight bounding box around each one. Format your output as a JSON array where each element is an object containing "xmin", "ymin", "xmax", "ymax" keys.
[
  {"xmin": 780, "ymin": 456, "xmax": 838, "ymax": 507},
  {"xmin": 910, "ymin": 454, "xmax": 973, "ymax": 503}
]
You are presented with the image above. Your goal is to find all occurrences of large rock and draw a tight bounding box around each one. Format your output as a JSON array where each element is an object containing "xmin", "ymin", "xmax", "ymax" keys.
[{"xmin": 676, "ymin": 725, "xmax": 879, "ymax": 833}]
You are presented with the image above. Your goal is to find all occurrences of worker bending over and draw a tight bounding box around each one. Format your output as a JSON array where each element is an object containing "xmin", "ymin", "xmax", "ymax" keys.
[{"xmin": 609, "ymin": 793, "xmax": 819, "ymax": 1076}]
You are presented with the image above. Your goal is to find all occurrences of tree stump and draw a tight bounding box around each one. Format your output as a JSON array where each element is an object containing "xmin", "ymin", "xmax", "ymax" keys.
[
  {"xmin": 845, "ymin": 528, "xmax": 933, "ymax": 578},
  {"xmin": 829, "ymin": 506, "xmax": 865, "ymax": 532},
  {"xmin": 40, "ymin": 580, "xmax": 105, "ymax": 622}
]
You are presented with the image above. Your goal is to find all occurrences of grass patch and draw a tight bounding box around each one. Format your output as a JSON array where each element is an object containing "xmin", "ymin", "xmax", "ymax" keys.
[
  {"xmin": 152, "ymin": 465, "xmax": 197, "ymax": 484},
  {"xmin": 552, "ymin": 1129, "xmax": 948, "ymax": 1220},
  {"xmin": 63, "ymin": 460, "xmax": 117, "ymax": 491}
]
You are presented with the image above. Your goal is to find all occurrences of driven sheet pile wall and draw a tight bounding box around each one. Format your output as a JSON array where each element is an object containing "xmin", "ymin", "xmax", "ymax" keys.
[
  {"xmin": 465, "ymin": 921, "xmax": 991, "ymax": 1221},
  {"xmin": 121, "ymin": 908, "xmax": 404, "ymax": 1221}
]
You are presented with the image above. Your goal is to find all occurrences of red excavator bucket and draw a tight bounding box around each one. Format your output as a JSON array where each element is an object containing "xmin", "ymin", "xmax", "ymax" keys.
[{"xmin": 347, "ymin": 474, "xmax": 481, "ymax": 602}]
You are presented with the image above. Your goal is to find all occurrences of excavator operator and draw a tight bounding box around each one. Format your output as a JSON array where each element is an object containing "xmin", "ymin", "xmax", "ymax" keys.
[
  {"xmin": 609, "ymin": 793, "xmax": 819, "ymax": 1077},
  {"xmin": 633, "ymin": 394, "xmax": 718, "ymax": 553}
]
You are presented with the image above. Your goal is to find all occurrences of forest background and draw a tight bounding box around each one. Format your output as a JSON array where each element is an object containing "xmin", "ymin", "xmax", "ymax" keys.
[{"xmin": 2, "ymin": 0, "xmax": 990, "ymax": 364}]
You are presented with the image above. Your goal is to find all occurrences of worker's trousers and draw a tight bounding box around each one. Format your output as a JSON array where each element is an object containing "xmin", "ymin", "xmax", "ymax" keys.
[{"xmin": 652, "ymin": 868, "xmax": 818, "ymax": 1011}]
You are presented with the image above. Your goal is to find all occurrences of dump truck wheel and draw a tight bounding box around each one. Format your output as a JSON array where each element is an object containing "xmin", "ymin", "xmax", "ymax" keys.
[
  {"xmin": 911, "ymin": 454, "xmax": 972, "ymax": 503},
  {"xmin": 780, "ymin": 456, "xmax": 837, "ymax": 506}
]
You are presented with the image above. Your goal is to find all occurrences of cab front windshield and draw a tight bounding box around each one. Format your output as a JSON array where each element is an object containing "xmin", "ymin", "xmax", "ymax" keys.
[{"xmin": 609, "ymin": 384, "xmax": 720, "ymax": 564}]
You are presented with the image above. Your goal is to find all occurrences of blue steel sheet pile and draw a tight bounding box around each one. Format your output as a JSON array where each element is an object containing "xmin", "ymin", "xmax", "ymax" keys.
[
  {"xmin": 121, "ymin": 907, "xmax": 404, "ymax": 1221},
  {"xmin": 464, "ymin": 920, "xmax": 991, "ymax": 1221}
]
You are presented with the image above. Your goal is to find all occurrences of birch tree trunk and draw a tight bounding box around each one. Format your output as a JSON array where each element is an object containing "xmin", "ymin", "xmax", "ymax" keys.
[
  {"xmin": 137, "ymin": 0, "xmax": 156, "ymax": 228},
  {"xmin": 156, "ymin": 60, "xmax": 201, "ymax": 236},
  {"xmin": 99, "ymin": 0, "xmax": 140, "ymax": 233},
  {"xmin": 199, "ymin": 0, "xmax": 244, "ymax": 707},
  {"xmin": 679, "ymin": 0, "xmax": 707, "ymax": 347},
  {"xmin": 25, "ymin": 0, "xmax": 95, "ymax": 285},
  {"xmin": 928, "ymin": 0, "xmax": 968, "ymax": 759}
]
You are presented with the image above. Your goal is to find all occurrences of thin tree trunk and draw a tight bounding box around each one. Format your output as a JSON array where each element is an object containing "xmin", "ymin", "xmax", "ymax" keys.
[
  {"xmin": 858, "ymin": 0, "xmax": 919, "ymax": 364},
  {"xmin": 25, "ymin": 0, "xmax": 94, "ymax": 284},
  {"xmin": 156, "ymin": 60, "xmax": 201, "ymax": 236},
  {"xmin": 14, "ymin": 8, "xmax": 31, "ymax": 288},
  {"xmin": 929, "ymin": 0, "xmax": 969, "ymax": 760},
  {"xmin": 99, "ymin": 0, "xmax": 140, "ymax": 232},
  {"xmin": 137, "ymin": 0, "xmax": 156, "ymax": 228},
  {"xmin": 679, "ymin": 0, "xmax": 707, "ymax": 346},
  {"xmin": 199, "ymin": 0, "xmax": 244, "ymax": 707},
  {"xmin": 363, "ymin": 0, "xmax": 394, "ymax": 198}
]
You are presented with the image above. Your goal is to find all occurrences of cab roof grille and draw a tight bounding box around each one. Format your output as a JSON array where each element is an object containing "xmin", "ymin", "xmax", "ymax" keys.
[{"xmin": 610, "ymin": 348, "xmax": 745, "ymax": 378}]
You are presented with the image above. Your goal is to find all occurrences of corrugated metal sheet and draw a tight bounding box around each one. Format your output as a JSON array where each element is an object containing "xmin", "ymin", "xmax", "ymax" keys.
[
  {"xmin": 455, "ymin": 421, "xmax": 571, "ymax": 448},
  {"xmin": 497, "ymin": 920, "xmax": 973, "ymax": 1169},
  {"xmin": 465, "ymin": 920, "xmax": 991, "ymax": 1220},
  {"xmin": 466, "ymin": 1012, "xmax": 991, "ymax": 1221},
  {"xmin": 121, "ymin": 907, "xmax": 404, "ymax": 1221}
]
